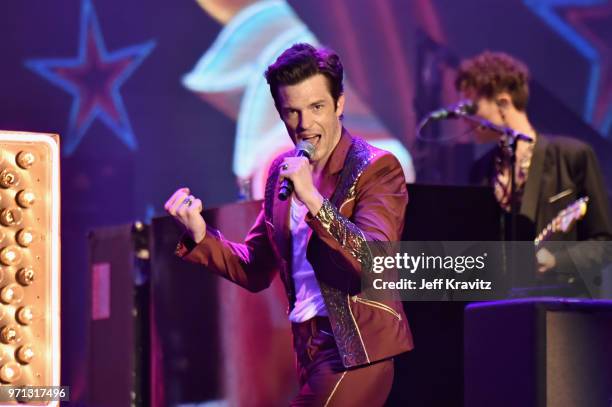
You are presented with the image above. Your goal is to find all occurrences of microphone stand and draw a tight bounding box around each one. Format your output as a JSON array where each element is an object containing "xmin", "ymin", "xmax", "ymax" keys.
[
  {"xmin": 419, "ymin": 111, "xmax": 534, "ymax": 294},
  {"xmin": 461, "ymin": 116, "xmax": 534, "ymax": 293},
  {"xmin": 460, "ymin": 115, "xmax": 534, "ymax": 239}
]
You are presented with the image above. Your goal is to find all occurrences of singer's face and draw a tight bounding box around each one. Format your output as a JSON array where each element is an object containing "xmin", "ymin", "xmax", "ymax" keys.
[
  {"xmin": 463, "ymin": 89, "xmax": 505, "ymax": 143},
  {"xmin": 276, "ymin": 74, "xmax": 345, "ymax": 163}
]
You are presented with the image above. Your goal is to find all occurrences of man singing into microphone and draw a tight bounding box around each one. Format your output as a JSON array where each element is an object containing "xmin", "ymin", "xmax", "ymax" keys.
[
  {"xmin": 457, "ymin": 50, "xmax": 612, "ymax": 295},
  {"xmin": 165, "ymin": 43, "xmax": 413, "ymax": 405}
]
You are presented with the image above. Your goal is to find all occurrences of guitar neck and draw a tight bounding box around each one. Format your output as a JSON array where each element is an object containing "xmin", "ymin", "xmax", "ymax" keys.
[
  {"xmin": 534, "ymin": 196, "xmax": 589, "ymax": 248},
  {"xmin": 534, "ymin": 226, "xmax": 554, "ymax": 249}
]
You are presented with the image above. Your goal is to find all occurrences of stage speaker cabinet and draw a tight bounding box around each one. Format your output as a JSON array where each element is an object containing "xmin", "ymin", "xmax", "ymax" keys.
[
  {"xmin": 465, "ymin": 299, "xmax": 612, "ymax": 407},
  {"xmin": 87, "ymin": 222, "xmax": 150, "ymax": 407},
  {"xmin": 149, "ymin": 215, "xmax": 222, "ymax": 407}
]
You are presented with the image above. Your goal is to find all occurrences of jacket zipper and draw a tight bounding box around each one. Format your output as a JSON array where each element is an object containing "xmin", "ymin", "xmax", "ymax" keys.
[{"xmin": 352, "ymin": 296, "xmax": 402, "ymax": 320}]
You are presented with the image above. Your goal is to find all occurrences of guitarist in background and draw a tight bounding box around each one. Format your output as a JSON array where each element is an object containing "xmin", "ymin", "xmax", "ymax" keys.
[{"xmin": 457, "ymin": 51, "xmax": 612, "ymax": 296}]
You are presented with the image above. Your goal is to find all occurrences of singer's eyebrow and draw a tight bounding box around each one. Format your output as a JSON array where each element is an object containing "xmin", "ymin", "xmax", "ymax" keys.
[
  {"xmin": 309, "ymin": 99, "xmax": 326, "ymax": 107},
  {"xmin": 280, "ymin": 99, "xmax": 326, "ymax": 111}
]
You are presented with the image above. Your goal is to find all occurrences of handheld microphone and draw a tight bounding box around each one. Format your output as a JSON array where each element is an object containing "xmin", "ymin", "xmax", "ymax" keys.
[
  {"xmin": 278, "ymin": 140, "xmax": 316, "ymax": 201},
  {"xmin": 426, "ymin": 99, "xmax": 477, "ymax": 121}
]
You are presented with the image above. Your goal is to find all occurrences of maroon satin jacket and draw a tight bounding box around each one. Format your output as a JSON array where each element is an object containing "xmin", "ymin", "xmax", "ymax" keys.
[{"xmin": 176, "ymin": 129, "xmax": 413, "ymax": 368}]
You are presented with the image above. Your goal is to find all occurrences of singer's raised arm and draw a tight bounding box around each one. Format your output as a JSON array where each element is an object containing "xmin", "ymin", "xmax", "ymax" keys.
[{"xmin": 175, "ymin": 206, "xmax": 280, "ymax": 293}]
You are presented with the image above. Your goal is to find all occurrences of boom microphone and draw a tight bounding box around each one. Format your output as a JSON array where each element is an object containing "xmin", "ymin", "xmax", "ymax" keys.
[{"xmin": 425, "ymin": 99, "xmax": 477, "ymax": 121}]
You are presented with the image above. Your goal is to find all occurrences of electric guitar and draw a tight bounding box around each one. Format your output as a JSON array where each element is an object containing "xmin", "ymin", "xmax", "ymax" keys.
[{"xmin": 534, "ymin": 196, "xmax": 589, "ymax": 248}]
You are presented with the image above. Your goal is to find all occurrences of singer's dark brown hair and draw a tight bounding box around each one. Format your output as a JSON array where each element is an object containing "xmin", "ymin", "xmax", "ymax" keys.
[
  {"xmin": 455, "ymin": 51, "xmax": 530, "ymax": 111},
  {"xmin": 265, "ymin": 43, "xmax": 344, "ymax": 110}
]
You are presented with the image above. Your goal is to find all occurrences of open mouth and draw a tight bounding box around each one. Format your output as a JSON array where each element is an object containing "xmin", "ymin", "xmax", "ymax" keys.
[{"xmin": 301, "ymin": 135, "xmax": 321, "ymax": 146}]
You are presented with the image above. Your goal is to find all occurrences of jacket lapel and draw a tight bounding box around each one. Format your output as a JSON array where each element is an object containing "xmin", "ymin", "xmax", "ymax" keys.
[
  {"xmin": 271, "ymin": 129, "xmax": 353, "ymax": 260},
  {"xmin": 521, "ymin": 134, "xmax": 548, "ymax": 222},
  {"xmin": 318, "ymin": 128, "xmax": 353, "ymax": 200}
]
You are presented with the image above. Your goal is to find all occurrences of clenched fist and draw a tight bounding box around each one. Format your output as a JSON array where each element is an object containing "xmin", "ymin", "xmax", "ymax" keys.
[{"xmin": 164, "ymin": 187, "xmax": 207, "ymax": 243}]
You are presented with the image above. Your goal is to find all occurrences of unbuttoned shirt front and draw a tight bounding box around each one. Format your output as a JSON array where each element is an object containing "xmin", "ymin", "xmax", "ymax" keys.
[{"xmin": 288, "ymin": 196, "xmax": 328, "ymax": 322}]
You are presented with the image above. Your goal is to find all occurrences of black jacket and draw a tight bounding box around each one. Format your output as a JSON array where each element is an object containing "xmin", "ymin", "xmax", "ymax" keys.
[{"xmin": 470, "ymin": 134, "xmax": 612, "ymax": 295}]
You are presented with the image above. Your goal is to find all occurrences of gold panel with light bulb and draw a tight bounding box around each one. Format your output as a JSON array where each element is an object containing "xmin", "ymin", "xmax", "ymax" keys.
[{"xmin": 0, "ymin": 131, "xmax": 60, "ymax": 406}]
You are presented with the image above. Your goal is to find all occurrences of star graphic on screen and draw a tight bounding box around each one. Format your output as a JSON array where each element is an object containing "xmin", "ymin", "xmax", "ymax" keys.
[
  {"xmin": 25, "ymin": 0, "xmax": 155, "ymax": 155},
  {"xmin": 564, "ymin": 3, "xmax": 612, "ymax": 136},
  {"xmin": 524, "ymin": 0, "xmax": 611, "ymax": 137}
]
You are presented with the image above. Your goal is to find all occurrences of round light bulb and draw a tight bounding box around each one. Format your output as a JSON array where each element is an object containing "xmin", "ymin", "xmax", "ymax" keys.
[
  {"xmin": 16, "ymin": 267, "xmax": 34, "ymax": 286},
  {"xmin": 0, "ymin": 208, "xmax": 23, "ymax": 227},
  {"xmin": 0, "ymin": 168, "xmax": 20, "ymax": 189},
  {"xmin": 16, "ymin": 345, "xmax": 35, "ymax": 364},
  {"xmin": 16, "ymin": 151, "xmax": 36, "ymax": 169},
  {"xmin": 0, "ymin": 325, "xmax": 20, "ymax": 344},
  {"xmin": 0, "ymin": 284, "xmax": 24, "ymax": 305},
  {"xmin": 16, "ymin": 307, "xmax": 33, "ymax": 325},
  {"xmin": 16, "ymin": 190, "xmax": 35, "ymax": 208},
  {"xmin": 16, "ymin": 229, "xmax": 34, "ymax": 247},
  {"xmin": 0, "ymin": 246, "xmax": 22, "ymax": 266},
  {"xmin": 0, "ymin": 362, "xmax": 21, "ymax": 383}
]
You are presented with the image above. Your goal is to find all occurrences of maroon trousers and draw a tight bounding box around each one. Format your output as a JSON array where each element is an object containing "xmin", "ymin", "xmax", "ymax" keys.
[{"xmin": 290, "ymin": 317, "xmax": 394, "ymax": 406}]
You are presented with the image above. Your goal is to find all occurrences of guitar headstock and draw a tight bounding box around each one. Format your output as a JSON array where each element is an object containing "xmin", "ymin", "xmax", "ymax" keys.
[
  {"xmin": 553, "ymin": 196, "xmax": 589, "ymax": 234},
  {"xmin": 535, "ymin": 196, "xmax": 590, "ymax": 247}
]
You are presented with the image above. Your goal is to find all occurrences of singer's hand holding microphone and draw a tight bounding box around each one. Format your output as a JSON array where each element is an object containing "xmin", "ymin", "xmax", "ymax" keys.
[
  {"xmin": 278, "ymin": 140, "xmax": 323, "ymax": 215},
  {"xmin": 163, "ymin": 140, "xmax": 322, "ymax": 245}
]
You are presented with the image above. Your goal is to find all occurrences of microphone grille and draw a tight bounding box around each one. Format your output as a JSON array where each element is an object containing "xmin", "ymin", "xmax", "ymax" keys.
[{"xmin": 296, "ymin": 140, "xmax": 316, "ymax": 158}]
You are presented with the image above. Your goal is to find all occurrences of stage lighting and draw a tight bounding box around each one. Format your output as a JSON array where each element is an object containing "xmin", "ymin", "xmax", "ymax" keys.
[{"xmin": 0, "ymin": 131, "xmax": 60, "ymax": 406}]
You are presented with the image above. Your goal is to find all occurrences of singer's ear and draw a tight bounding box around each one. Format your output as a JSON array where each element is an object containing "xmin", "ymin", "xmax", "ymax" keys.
[{"xmin": 335, "ymin": 94, "xmax": 346, "ymax": 118}]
